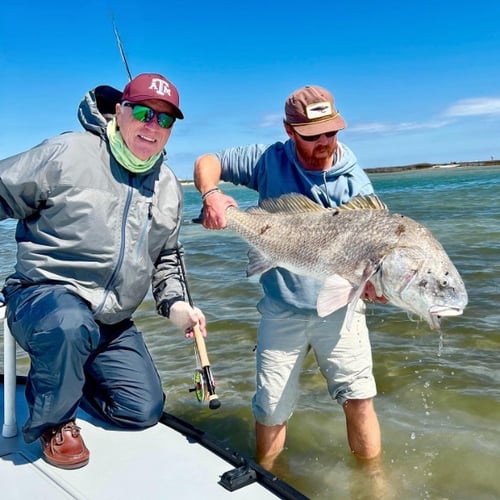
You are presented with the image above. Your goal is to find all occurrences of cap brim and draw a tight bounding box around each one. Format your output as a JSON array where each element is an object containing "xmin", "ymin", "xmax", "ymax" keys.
[
  {"xmin": 292, "ymin": 115, "xmax": 346, "ymax": 136},
  {"xmin": 172, "ymin": 107, "xmax": 184, "ymax": 120}
]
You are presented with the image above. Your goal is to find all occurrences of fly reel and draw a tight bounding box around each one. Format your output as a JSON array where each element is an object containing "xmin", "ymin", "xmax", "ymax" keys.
[{"xmin": 190, "ymin": 368, "xmax": 208, "ymax": 403}]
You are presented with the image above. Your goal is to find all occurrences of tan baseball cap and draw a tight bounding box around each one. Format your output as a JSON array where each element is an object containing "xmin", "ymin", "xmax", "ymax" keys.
[{"xmin": 285, "ymin": 85, "xmax": 346, "ymax": 136}]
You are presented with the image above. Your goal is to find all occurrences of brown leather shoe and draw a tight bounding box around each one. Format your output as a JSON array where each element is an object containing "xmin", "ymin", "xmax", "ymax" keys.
[{"xmin": 40, "ymin": 420, "xmax": 90, "ymax": 469}]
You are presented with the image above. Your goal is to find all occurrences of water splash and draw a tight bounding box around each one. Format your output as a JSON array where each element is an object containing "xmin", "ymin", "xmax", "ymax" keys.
[{"xmin": 437, "ymin": 331, "xmax": 444, "ymax": 356}]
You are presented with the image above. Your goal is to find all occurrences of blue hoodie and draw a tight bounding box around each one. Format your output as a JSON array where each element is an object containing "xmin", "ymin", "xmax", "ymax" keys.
[{"xmin": 216, "ymin": 139, "xmax": 374, "ymax": 312}]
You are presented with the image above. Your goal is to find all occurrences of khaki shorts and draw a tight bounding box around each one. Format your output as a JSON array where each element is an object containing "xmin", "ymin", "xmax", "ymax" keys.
[{"xmin": 252, "ymin": 298, "xmax": 376, "ymax": 426}]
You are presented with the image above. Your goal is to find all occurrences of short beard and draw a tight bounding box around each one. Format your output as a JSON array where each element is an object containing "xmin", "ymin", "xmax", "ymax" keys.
[{"xmin": 296, "ymin": 143, "xmax": 336, "ymax": 170}]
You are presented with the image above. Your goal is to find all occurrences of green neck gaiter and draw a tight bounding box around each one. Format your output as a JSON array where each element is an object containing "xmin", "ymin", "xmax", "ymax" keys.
[{"xmin": 106, "ymin": 118, "xmax": 161, "ymax": 174}]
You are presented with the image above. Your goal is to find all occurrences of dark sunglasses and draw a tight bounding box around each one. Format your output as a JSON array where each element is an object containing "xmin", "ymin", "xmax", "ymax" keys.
[
  {"xmin": 122, "ymin": 102, "xmax": 176, "ymax": 129},
  {"xmin": 295, "ymin": 130, "xmax": 338, "ymax": 142}
]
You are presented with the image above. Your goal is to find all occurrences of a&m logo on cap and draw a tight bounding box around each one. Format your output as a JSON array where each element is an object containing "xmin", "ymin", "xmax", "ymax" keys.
[
  {"xmin": 306, "ymin": 101, "xmax": 333, "ymax": 120},
  {"xmin": 149, "ymin": 78, "xmax": 172, "ymax": 97}
]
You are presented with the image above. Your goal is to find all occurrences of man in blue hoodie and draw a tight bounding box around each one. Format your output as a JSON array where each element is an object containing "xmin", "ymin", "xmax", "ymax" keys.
[{"xmin": 193, "ymin": 85, "xmax": 383, "ymax": 469}]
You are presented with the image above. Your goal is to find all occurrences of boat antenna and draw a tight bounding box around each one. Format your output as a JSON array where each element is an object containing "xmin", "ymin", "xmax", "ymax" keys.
[{"xmin": 111, "ymin": 15, "xmax": 133, "ymax": 81}]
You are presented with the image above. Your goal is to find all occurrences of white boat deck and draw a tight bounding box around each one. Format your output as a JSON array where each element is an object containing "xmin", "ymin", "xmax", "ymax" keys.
[{"xmin": 1, "ymin": 381, "xmax": 306, "ymax": 499}]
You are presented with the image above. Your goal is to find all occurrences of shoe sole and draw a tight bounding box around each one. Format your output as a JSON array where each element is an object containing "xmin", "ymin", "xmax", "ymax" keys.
[{"xmin": 42, "ymin": 455, "xmax": 90, "ymax": 470}]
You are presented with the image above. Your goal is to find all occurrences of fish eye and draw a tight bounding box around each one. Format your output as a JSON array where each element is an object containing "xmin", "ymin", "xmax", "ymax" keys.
[{"xmin": 440, "ymin": 271, "xmax": 450, "ymax": 288}]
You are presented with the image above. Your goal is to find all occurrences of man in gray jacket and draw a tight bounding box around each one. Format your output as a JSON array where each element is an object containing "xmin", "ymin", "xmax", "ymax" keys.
[{"xmin": 0, "ymin": 73, "xmax": 205, "ymax": 469}]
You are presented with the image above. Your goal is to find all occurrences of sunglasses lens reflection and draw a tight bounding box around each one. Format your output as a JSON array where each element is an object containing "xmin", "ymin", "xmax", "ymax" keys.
[{"xmin": 125, "ymin": 103, "xmax": 175, "ymax": 129}]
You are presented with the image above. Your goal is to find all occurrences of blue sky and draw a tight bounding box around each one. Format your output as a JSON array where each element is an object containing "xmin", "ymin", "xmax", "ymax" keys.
[{"xmin": 1, "ymin": 1, "xmax": 499, "ymax": 180}]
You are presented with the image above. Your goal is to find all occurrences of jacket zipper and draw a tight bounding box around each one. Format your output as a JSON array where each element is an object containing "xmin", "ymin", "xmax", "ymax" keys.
[{"xmin": 95, "ymin": 182, "xmax": 134, "ymax": 314}]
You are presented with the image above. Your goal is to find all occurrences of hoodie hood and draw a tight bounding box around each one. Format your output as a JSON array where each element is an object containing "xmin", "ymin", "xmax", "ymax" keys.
[
  {"xmin": 77, "ymin": 85, "xmax": 123, "ymax": 138},
  {"xmin": 281, "ymin": 139, "xmax": 372, "ymax": 206}
]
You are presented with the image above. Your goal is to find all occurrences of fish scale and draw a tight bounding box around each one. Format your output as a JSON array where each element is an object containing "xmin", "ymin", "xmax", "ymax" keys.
[{"xmin": 228, "ymin": 205, "xmax": 398, "ymax": 278}]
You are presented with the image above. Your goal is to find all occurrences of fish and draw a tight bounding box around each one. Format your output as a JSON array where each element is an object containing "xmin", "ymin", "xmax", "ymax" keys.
[{"xmin": 225, "ymin": 193, "xmax": 468, "ymax": 330}]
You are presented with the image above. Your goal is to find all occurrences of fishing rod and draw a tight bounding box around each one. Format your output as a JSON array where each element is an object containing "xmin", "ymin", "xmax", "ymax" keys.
[
  {"xmin": 177, "ymin": 249, "xmax": 221, "ymax": 410},
  {"xmin": 111, "ymin": 15, "xmax": 133, "ymax": 81},
  {"xmin": 111, "ymin": 16, "xmax": 220, "ymax": 410}
]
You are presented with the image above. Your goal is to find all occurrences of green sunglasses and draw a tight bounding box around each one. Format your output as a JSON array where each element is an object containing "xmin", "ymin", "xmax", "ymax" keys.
[{"xmin": 122, "ymin": 102, "xmax": 176, "ymax": 129}]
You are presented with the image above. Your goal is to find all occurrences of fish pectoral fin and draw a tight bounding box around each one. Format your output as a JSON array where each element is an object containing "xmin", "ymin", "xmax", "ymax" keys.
[
  {"xmin": 343, "ymin": 264, "xmax": 381, "ymax": 330},
  {"xmin": 318, "ymin": 266, "xmax": 378, "ymax": 328},
  {"xmin": 317, "ymin": 275, "xmax": 355, "ymax": 317},
  {"xmin": 246, "ymin": 247, "xmax": 275, "ymax": 276},
  {"xmin": 343, "ymin": 275, "xmax": 372, "ymax": 330}
]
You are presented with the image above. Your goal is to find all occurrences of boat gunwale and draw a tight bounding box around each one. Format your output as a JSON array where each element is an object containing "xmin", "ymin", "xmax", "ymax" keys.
[{"xmin": 1, "ymin": 374, "xmax": 307, "ymax": 500}]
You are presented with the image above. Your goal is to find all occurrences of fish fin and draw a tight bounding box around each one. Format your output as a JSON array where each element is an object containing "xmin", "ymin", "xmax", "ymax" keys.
[
  {"xmin": 246, "ymin": 247, "xmax": 275, "ymax": 276},
  {"xmin": 318, "ymin": 263, "xmax": 381, "ymax": 328},
  {"xmin": 251, "ymin": 194, "xmax": 329, "ymax": 214},
  {"xmin": 344, "ymin": 264, "xmax": 381, "ymax": 330},
  {"xmin": 247, "ymin": 193, "xmax": 386, "ymax": 216},
  {"xmin": 337, "ymin": 194, "xmax": 388, "ymax": 211},
  {"xmin": 317, "ymin": 275, "xmax": 355, "ymax": 317},
  {"xmin": 343, "ymin": 278, "xmax": 370, "ymax": 330}
]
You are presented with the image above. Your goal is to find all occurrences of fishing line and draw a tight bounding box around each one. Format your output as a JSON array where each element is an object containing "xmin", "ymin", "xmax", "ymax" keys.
[{"xmin": 176, "ymin": 248, "xmax": 221, "ymax": 410}]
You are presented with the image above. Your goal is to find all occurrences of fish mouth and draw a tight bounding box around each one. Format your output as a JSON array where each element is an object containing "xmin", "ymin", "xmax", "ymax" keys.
[
  {"xmin": 427, "ymin": 305, "xmax": 464, "ymax": 330},
  {"xmin": 429, "ymin": 305, "xmax": 464, "ymax": 317}
]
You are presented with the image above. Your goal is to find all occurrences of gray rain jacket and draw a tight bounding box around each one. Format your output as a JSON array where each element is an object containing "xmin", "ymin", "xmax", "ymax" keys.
[{"xmin": 0, "ymin": 85, "xmax": 186, "ymax": 323}]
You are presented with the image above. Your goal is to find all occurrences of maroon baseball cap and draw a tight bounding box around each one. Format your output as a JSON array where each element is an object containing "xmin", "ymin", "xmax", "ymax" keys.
[
  {"xmin": 285, "ymin": 85, "xmax": 345, "ymax": 136},
  {"xmin": 121, "ymin": 73, "xmax": 184, "ymax": 119}
]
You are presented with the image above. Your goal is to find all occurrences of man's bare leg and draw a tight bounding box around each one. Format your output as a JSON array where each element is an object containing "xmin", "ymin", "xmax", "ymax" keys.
[
  {"xmin": 344, "ymin": 399, "xmax": 394, "ymax": 498},
  {"xmin": 255, "ymin": 421, "xmax": 287, "ymax": 470},
  {"xmin": 343, "ymin": 398, "xmax": 381, "ymax": 459}
]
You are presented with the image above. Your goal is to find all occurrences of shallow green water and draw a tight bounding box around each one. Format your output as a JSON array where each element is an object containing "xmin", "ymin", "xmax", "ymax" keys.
[{"xmin": 1, "ymin": 166, "xmax": 499, "ymax": 499}]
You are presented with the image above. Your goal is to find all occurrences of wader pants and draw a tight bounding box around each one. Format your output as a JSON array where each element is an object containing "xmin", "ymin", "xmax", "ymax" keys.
[{"xmin": 4, "ymin": 284, "xmax": 164, "ymax": 443}]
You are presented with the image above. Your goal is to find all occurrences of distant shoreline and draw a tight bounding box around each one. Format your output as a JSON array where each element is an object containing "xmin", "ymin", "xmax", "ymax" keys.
[
  {"xmin": 179, "ymin": 159, "xmax": 499, "ymax": 183},
  {"xmin": 364, "ymin": 159, "xmax": 500, "ymax": 174}
]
